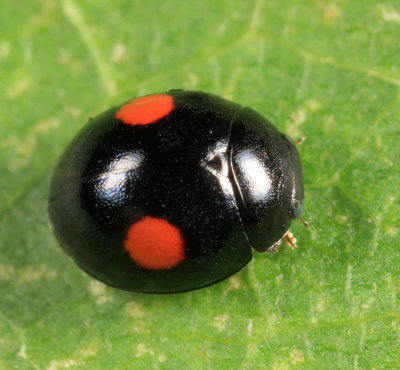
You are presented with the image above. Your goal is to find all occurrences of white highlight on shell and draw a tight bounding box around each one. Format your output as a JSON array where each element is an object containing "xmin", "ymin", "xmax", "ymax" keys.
[{"xmin": 236, "ymin": 151, "xmax": 272, "ymax": 202}]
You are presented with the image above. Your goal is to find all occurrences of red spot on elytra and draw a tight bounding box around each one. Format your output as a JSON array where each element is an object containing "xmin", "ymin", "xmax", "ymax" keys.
[
  {"xmin": 115, "ymin": 94, "xmax": 174, "ymax": 126},
  {"xmin": 124, "ymin": 216, "xmax": 185, "ymax": 270}
]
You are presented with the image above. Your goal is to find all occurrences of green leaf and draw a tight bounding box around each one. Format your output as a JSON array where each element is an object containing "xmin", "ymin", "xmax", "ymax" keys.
[{"xmin": 1, "ymin": 0, "xmax": 399, "ymax": 368}]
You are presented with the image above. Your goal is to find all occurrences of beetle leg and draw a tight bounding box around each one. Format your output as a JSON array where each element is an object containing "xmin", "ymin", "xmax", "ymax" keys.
[{"xmin": 284, "ymin": 231, "xmax": 298, "ymax": 250}]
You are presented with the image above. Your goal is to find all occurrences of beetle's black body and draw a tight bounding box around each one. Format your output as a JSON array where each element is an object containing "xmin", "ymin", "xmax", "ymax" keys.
[{"xmin": 48, "ymin": 90, "xmax": 304, "ymax": 293}]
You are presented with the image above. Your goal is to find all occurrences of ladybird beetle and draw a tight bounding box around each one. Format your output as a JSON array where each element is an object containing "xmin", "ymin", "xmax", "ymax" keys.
[{"xmin": 48, "ymin": 90, "xmax": 304, "ymax": 293}]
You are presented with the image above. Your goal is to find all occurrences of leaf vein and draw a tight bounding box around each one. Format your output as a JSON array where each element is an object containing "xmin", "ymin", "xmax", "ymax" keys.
[{"xmin": 61, "ymin": 0, "xmax": 116, "ymax": 96}]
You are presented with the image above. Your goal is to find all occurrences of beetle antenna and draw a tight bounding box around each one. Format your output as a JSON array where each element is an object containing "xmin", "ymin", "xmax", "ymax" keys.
[
  {"xmin": 295, "ymin": 136, "xmax": 306, "ymax": 145},
  {"xmin": 299, "ymin": 216, "xmax": 310, "ymax": 230}
]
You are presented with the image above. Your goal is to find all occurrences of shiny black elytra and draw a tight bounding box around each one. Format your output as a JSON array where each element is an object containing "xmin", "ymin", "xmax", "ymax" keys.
[{"xmin": 48, "ymin": 90, "xmax": 304, "ymax": 293}]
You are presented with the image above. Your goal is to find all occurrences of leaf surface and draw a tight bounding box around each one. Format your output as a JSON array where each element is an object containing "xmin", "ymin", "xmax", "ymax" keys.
[{"xmin": 1, "ymin": 1, "xmax": 399, "ymax": 368}]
